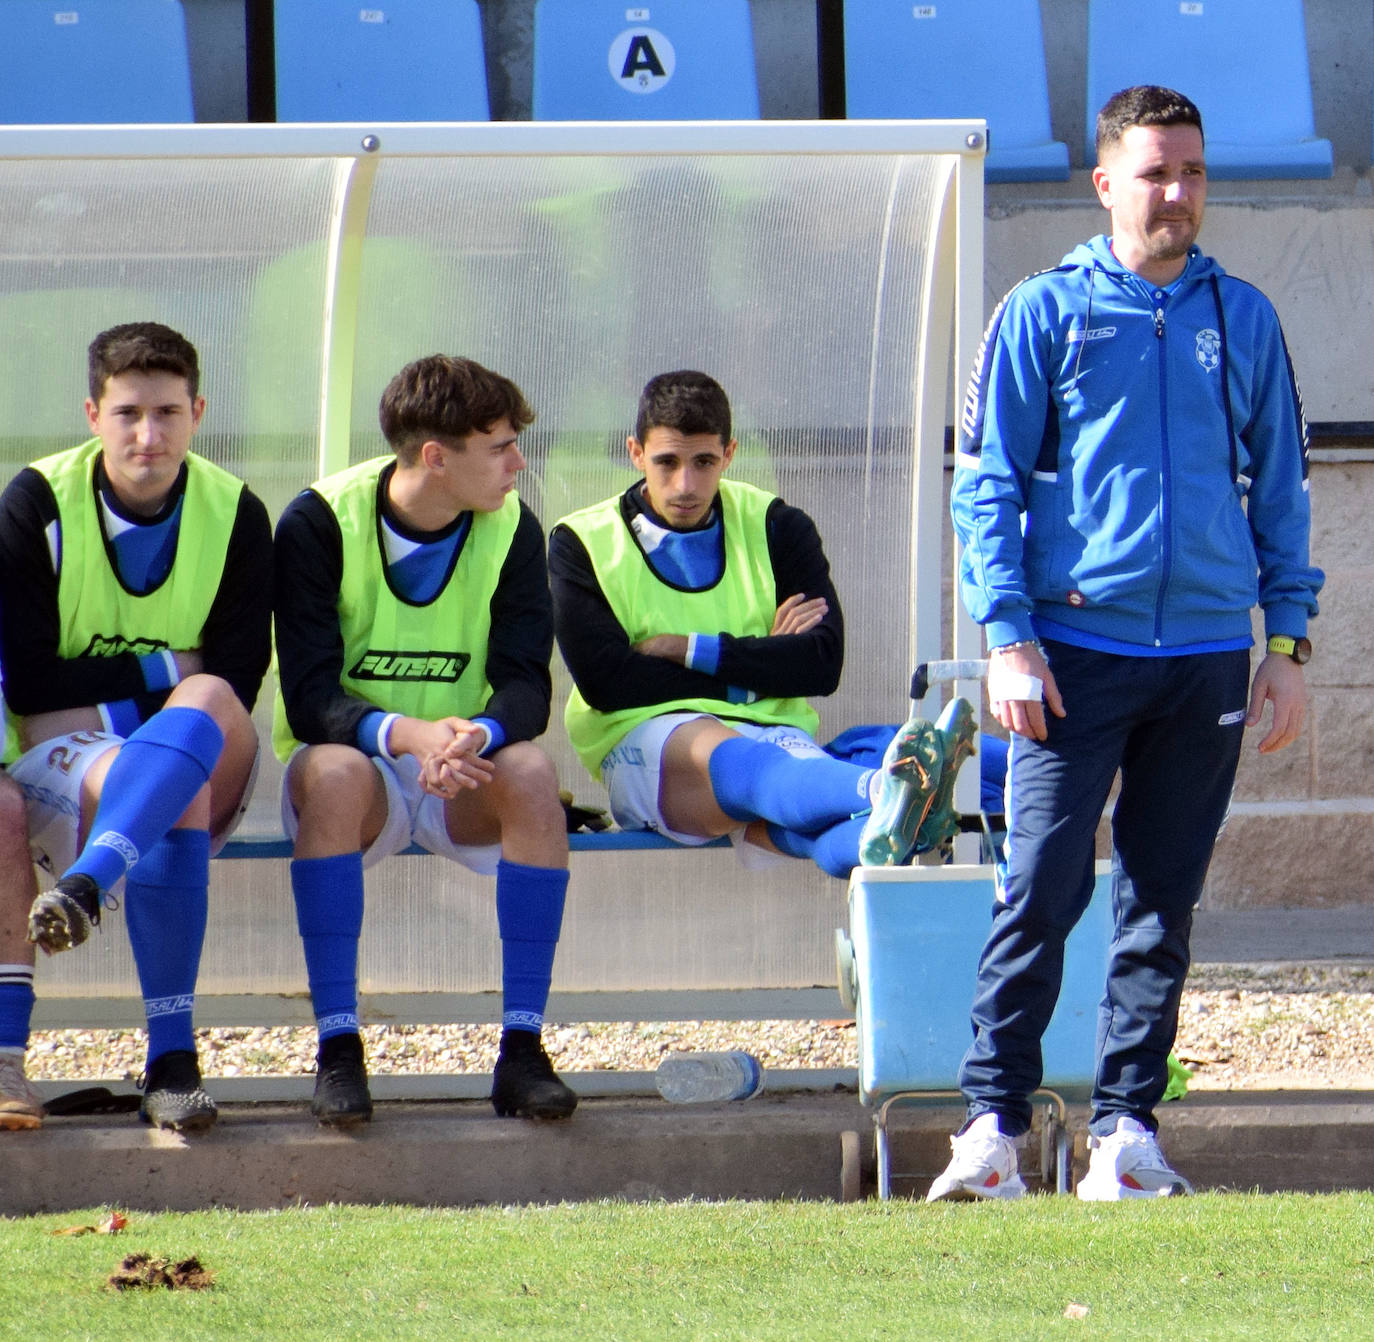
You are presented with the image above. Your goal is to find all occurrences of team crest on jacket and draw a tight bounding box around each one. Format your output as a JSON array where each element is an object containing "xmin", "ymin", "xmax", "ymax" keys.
[
  {"xmin": 350, "ymin": 650, "xmax": 470, "ymax": 682},
  {"xmin": 1195, "ymin": 328, "xmax": 1221, "ymax": 372}
]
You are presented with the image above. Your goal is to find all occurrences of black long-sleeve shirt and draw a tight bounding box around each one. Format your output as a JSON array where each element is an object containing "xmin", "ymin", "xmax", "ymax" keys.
[
  {"xmin": 0, "ymin": 461, "xmax": 273, "ymax": 721},
  {"xmin": 548, "ymin": 484, "xmax": 844, "ymax": 714},
  {"xmin": 273, "ymin": 486, "xmax": 554, "ymax": 748}
]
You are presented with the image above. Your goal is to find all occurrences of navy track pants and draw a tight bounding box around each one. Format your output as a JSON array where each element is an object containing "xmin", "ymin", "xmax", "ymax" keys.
[{"xmin": 958, "ymin": 640, "xmax": 1250, "ymax": 1138}]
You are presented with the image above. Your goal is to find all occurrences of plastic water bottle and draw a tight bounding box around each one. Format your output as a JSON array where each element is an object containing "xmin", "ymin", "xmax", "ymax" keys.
[{"xmin": 654, "ymin": 1051, "xmax": 764, "ymax": 1103}]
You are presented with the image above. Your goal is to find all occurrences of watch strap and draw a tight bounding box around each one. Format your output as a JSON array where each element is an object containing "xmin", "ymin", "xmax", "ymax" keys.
[{"xmin": 1266, "ymin": 634, "xmax": 1311, "ymax": 664}]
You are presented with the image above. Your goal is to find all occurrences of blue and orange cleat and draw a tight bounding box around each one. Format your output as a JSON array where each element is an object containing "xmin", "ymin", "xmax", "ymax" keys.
[
  {"xmin": 913, "ymin": 697, "xmax": 979, "ymax": 855},
  {"xmin": 857, "ymin": 714, "xmax": 945, "ymax": 867},
  {"xmin": 857, "ymin": 697, "xmax": 978, "ymax": 866}
]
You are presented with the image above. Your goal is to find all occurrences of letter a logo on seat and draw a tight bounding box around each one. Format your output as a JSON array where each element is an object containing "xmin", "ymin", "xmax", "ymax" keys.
[{"xmin": 609, "ymin": 27, "xmax": 676, "ymax": 94}]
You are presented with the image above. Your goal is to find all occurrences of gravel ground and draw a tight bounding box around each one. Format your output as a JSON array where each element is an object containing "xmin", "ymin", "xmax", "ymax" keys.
[{"xmin": 23, "ymin": 962, "xmax": 1374, "ymax": 1093}]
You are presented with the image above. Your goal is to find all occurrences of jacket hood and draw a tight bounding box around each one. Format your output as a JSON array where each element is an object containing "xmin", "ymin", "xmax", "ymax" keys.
[{"xmin": 1061, "ymin": 235, "xmax": 1224, "ymax": 285}]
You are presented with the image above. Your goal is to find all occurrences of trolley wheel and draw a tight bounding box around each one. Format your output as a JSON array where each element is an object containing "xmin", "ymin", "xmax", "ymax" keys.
[
  {"xmin": 834, "ymin": 929, "xmax": 857, "ymax": 1011},
  {"xmin": 840, "ymin": 1129, "xmax": 864, "ymax": 1202}
]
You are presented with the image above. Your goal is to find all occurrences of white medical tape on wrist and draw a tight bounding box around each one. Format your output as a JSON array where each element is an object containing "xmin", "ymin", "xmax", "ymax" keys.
[{"xmin": 988, "ymin": 663, "xmax": 1044, "ymax": 702}]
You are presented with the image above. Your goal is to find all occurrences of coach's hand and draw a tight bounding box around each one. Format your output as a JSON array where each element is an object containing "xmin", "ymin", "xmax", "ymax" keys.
[
  {"xmin": 1247, "ymin": 653, "xmax": 1306, "ymax": 754},
  {"xmin": 988, "ymin": 642, "xmax": 1065, "ymax": 742}
]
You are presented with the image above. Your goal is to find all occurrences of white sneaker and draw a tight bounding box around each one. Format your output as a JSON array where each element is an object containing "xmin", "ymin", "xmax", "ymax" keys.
[
  {"xmin": 0, "ymin": 1054, "xmax": 43, "ymax": 1131},
  {"xmin": 1076, "ymin": 1116, "xmax": 1193, "ymax": 1200},
  {"xmin": 926, "ymin": 1112, "xmax": 1027, "ymax": 1202}
]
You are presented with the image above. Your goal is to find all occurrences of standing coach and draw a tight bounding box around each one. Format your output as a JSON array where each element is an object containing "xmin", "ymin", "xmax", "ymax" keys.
[{"xmin": 929, "ymin": 86, "xmax": 1324, "ymax": 1201}]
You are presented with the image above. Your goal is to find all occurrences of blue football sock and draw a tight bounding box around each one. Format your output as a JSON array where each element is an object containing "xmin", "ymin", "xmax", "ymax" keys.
[
  {"xmin": 707, "ymin": 736, "xmax": 873, "ymax": 830},
  {"xmin": 70, "ymin": 707, "xmax": 223, "ymax": 893},
  {"xmin": 125, "ymin": 828, "xmax": 210, "ymax": 1063},
  {"xmin": 0, "ymin": 964, "xmax": 35, "ymax": 1052},
  {"xmin": 290, "ymin": 853, "xmax": 366, "ymax": 1041},
  {"xmin": 495, "ymin": 860, "xmax": 569, "ymax": 1034},
  {"xmin": 765, "ymin": 815, "xmax": 867, "ymax": 879}
]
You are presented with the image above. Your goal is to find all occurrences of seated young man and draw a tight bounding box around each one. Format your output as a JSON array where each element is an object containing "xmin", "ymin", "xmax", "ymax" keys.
[
  {"xmin": 273, "ymin": 354, "xmax": 576, "ymax": 1127},
  {"xmin": 0, "ymin": 322, "xmax": 272, "ymax": 1132},
  {"xmin": 548, "ymin": 369, "xmax": 932, "ymax": 875}
]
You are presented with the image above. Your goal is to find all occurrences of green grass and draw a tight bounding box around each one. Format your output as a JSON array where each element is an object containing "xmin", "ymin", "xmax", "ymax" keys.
[{"xmin": 3, "ymin": 1196, "xmax": 1372, "ymax": 1340}]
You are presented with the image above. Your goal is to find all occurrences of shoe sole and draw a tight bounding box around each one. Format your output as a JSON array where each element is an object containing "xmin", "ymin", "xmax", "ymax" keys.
[
  {"xmin": 140, "ymin": 1102, "xmax": 218, "ymax": 1133},
  {"xmin": 492, "ymin": 1099, "xmax": 579, "ymax": 1121},
  {"xmin": 0, "ymin": 1111, "xmax": 42, "ymax": 1131},
  {"xmin": 858, "ymin": 724, "xmax": 944, "ymax": 866},
  {"xmin": 313, "ymin": 1107, "xmax": 374, "ymax": 1128},
  {"xmin": 27, "ymin": 892, "xmax": 92, "ymax": 955},
  {"xmin": 926, "ymin": 1185, "xmax": 984, "ymax": 1203},
  {"xmin": 142, "ymin": 1114, "xmax": 217, "ymax": 1133},
  {"xmin": 1076, "ymin": 1179, "xmax": 1190, "ymax": 1201},
  {"xmin": 913, "ymin": 700, "xmax": 979, "ymax": 853},
  {"xmin": 927, "ymin": 1179, "xmax": 1026, "ymax": 1203}
]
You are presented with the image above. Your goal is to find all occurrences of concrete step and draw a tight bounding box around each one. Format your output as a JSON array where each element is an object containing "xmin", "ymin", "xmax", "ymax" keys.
[{"xmin": 3, "ymin": 1090, "xmax": 1372, "ymax": 1215}]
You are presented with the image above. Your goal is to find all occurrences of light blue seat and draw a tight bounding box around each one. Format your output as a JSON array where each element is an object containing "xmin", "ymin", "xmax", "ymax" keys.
[
  {"xmin": 1086, "ymin": 0, "xmax": 1332, "ymax": 179},
  {"xmin": 274, "ymin": 0, "xmax": 489, "ymax": 121},
  {"xmin": 533, "ymin": 0, "xmax": 760, "ymax": 120},
  {"xmin": 0, "ymin": 0, "xmax": 193, "ymax": 124},
  {"xmin": 842, "ymin": 0, "xmax": 1069, "ymax": 183}
]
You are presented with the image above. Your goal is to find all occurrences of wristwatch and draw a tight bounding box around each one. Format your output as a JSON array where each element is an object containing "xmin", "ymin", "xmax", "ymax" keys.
[{"xmin": 1266, "ymin": 634, "xmax": 1312, "ymax": 665}]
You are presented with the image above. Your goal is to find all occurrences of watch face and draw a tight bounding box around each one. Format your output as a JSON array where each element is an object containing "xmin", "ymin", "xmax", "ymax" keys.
[{"xmin": 1292, "ymin": 637, "xmax": 1312, "ymax": 665}]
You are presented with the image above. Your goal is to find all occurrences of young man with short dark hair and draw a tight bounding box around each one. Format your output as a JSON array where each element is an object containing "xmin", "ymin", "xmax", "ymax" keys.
[
  {"xmin": 549, "ymin": 369, "xmax": 934, "ymax": 876},
  {"xmin": 0, "ymin": 321, "xmax": 272, "ymax": 1132},
  {"xmin": 273, "ymin": 354, "xmax": 576, "ymax": 1127}
]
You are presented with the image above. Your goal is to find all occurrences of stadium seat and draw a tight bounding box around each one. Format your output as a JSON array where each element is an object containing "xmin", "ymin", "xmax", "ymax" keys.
[
  {"xmin": 0, "ymin": 0, "xmax": 194, "ymax": 124},
  {"xmin": 1086, "ymin": 0, "xmax": 1333, "ymax": 179},
  {"xmin": 532, "ymin": 0, "xmax": 760, "ymax": 120},
  {"xmin": 274, "ymin": 0, "xmax": 489, "ymax": 121},
  {"xmin": 841, "ymin": 0, "xmax": 1069, "ymax": 182}
]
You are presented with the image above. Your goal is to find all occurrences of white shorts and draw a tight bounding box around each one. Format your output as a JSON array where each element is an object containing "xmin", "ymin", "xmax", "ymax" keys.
[
  {"xmin": 281, "ymin": 748, "xmax": 503, "ymax": 876},
  {"xmin": 10, "ymin": 729, "xmax": 120, "ymax": 878},
  {"xmin": 9, "ymin": 729, "xmax": 259, "ymax": 877},
  {"xmin": 601, "ymin": 712, "xmax": 828, "ymax": 848}
]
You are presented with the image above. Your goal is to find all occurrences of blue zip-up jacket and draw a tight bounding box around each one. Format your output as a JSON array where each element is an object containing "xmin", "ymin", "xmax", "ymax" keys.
[{"xmin": 952, "ymin": 235, "xmax": 1322, "ymax": 652}]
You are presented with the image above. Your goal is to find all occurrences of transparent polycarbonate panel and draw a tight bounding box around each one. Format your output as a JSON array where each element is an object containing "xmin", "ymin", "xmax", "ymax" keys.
[
  {"xmin": 11, "ymin": 136, "xmax": 963, "ymax": 1010},
  {"xmin": 0, "ymin": 154, "xmax": 340, "ymax": 836},
  {"xmin": 359, "ymin": 151, "xmax": 947, "ymax": 753},
  {"xmin": 0, "ymin": 156, "xmax": 337, "ymax": 473},
  {"xmin": 33, "ymin": 846, "xmax": 842, "ymax": 1003}
]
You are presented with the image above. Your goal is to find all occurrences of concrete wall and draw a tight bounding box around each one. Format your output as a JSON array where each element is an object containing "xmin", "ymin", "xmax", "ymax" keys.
[
  {"xmin": 985, "ymin": 188, "xmax": 1374, "ymax": 425},
  {"xmin": 1207, "ymin": 451, "xmax": 1374, "ymax": 909}
]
